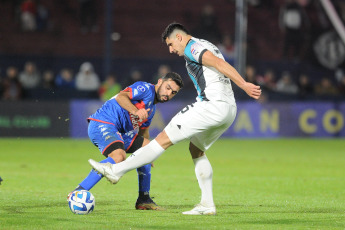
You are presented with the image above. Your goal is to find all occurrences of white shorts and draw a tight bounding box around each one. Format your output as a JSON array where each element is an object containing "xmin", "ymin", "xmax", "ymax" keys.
[{"xmin": 164, "ymin": 100, "xmax": 237, "ymax": 151}]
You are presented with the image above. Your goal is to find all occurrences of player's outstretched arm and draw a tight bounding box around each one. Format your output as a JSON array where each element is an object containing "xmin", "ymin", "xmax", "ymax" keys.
[{"xmin": 202, "ymin": 51, "xmax": 261, "ymax": 100}]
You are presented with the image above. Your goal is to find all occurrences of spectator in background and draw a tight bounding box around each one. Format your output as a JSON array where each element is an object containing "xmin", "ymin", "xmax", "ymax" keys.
[
  {"xmin": 193, "ymin": 4, "xmax": 222, "ymax": 44},
  {"xmin": 338, "ymin": 77, "xmax": 345, "ymax": 95},
  {"xmin": 314, "ymin": 77, "xmax": 339, "ymax": 96},
  {"xmin": 75, "ymin": 62, "xmax": 100, "ymax": 91},
  {"xmin": 335, "ymin": 68, "xmax": 345, "ymax": 83},
  {"xmin": 19, "ymin": 61, "xmax": 41, "ymax": 89},
  {"xmin": 217, "ymin": 34, "xmax": 235, "ymax": 63},
  {"xmin": 123, "ymin": 69, "xmax": 143, "ymax": 87},
  {"xmin": 257, "ymin": 69, "xmax": 276, "ymax": 91},
  {"xmin": 40, "ymin": 70, "xmax": 55, "ymax": 89},
  {"xmin": 245, "ymin": 65, "xmax": 258, "ymax": 85},
  {"xmin": 2, "ymin": 66, "xmax": 22, "ymax": 101},
  {"xmin": 36, "ymin": 0, "xmax": 49, "ymax": 31},
  {"xmin": 55, "ymin": 68, "xmax": 75, "ymax": 88},
  {"xmin": 297, "ymin": 73, "xmax": 314, "ymax": 99},
  {"xmin": 279, "ymin": 0, "xmax": 309, "ymax": 60},
  {"xmin": 98, "ymin": 74, "xmax": 122, "ymax": 101},
  {"xmin": 79, "ymin": 0, "xmax": 99, "ymax": 34},
  {"xmin": 152, "ymin": 64, "xmax": 171, "ymax": 83},
  {"xmin": 20, "ymin": 0, "xmax": 37, "ymax": 31},
  {"xmin": 276, "ymin": 71, "xmax": 298, "ymax": 94}
]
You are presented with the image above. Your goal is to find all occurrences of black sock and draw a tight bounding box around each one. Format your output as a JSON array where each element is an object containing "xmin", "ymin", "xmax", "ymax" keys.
[{"xmin": 138, "ymin": 191, "xmax": 150, "ymax": 200}]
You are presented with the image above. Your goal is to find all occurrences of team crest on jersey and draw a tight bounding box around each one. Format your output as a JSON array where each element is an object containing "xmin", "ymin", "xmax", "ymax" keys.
[{"xmin": 137, "ymin": 85, "xmax": 145, "ymax": 92}]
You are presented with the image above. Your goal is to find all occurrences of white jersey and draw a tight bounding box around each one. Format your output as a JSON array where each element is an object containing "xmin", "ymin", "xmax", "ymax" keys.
[{"xmin": 184, "ymin": 37, "xmax": 235, "ymax": 103}]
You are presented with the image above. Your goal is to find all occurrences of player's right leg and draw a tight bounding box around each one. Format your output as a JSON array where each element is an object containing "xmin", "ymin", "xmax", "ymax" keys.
[
  {"xmin": 182, "ymin": 142, "xmax": 216, "ymax": 215},
  {"xmin": 181, "ymin": 101, "xmax": 236, "ymax": 215},
  {"xmin": 68, "ymin": 120, "xmax": 125, "ymax": 199}
]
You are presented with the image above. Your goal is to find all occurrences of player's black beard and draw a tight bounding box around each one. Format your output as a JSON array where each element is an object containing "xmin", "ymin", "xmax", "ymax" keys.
[{"xmin": 155, "ymin": 85, "xmax": 169, "ymax": 103}]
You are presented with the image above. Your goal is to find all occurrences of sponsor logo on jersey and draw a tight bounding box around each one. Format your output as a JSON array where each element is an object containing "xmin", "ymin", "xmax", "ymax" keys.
[
  {"xmin": 219, "ymin": 77, "xmax": 231, "ymax": 84},
  {"xmin": 137, "ymin": 85, "xmax": 146, "ymax": 92},
  {"xmin": 129, "ymin": 114, "xmax": 142, "ymax": 131},
  {"xmin": 129, "ymin": 101, "xmax": 148, "ymax": 130}
]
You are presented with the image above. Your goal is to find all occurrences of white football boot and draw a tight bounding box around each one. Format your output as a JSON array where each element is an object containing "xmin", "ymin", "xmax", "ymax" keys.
[
  {"xmin": 88, "ymin": 159, "xmax": 120, "ymax": 184},
  {"xmin": 182, "ymin": 204, "xmax": 216, "ymax": 215}
]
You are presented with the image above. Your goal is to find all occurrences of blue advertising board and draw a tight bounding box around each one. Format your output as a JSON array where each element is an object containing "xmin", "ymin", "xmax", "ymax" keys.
[{"xmin": 70, "ymin": 100, "xmax": 345, "ymax": 138}]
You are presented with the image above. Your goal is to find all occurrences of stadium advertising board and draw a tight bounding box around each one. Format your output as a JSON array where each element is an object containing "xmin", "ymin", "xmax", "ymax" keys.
[
  {"xmin": 70, "ymin": 100, "xmax": 103, "ymax": 138},
  {"xmin": 0, "ymin": 101, "xmax": 69, "ymax": 137},
  {"xmin": 70, "ymin": 100, "xmax": 345, "ymax": 138}
]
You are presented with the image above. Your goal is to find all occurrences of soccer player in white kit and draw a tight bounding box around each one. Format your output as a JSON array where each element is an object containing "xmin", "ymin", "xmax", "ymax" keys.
[{"xmin": 89, "ymin": 22, "xmax": 261, "ymax": 215}]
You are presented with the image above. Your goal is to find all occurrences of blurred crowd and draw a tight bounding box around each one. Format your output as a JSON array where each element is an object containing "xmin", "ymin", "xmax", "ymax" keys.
[
  {"xmin": 1, "ymin": 0, "xmax": 345, "ymax": 103},
  {"xmin": 6, "ymin": 0, "xmax": 99, "ymax": 34},
  {"xmin": 1, "ymin": 60, "xmax": 345, "ymax": 103},
  {"xmin": 0, "ymin": 61, "xmax": 176, "ymax": 102},
  {"xmin": 0, "ymin": 61, "xmax": 112, "ymax": 101},
  {"xmin": 243, "ymin": 65, "xmax": 345, "ymax": 103}
]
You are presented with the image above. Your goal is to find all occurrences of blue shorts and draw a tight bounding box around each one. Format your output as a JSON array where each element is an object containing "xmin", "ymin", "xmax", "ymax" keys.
[{"xmin": 88, "ymin": 120, "xmax": 139, "ymax": 156}]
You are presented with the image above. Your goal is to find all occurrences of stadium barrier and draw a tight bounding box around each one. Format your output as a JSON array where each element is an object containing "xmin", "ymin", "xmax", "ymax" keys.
[
  {"xmin": 70, "ymin": 100, "xmax": 345, "ymax": 138},
  {"xmin": 1, "ymin": 100, "xmax": 344, "ymax": 138},
  {"xmin": 0, "ymin": 101, "xmax": 69, "ymax": 137}
]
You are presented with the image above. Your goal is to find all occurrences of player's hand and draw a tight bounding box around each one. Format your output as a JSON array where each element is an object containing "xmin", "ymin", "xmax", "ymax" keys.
[
  {"xmin": 134, "ymin": 108, "xmax": 150, "ymax": 120},
  {"xmin": 243, "ymin": 82, "xmax": 261, "ymax": 99}
]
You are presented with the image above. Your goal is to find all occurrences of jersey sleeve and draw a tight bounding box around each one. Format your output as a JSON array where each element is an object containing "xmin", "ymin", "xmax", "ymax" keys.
[
  {"xmin": 121, "ymin": 81, "xmax": 150, "ymax": 100},
  {"xmin": 184, "ymin": 40, "xmax": 208, "ymax": 64}
]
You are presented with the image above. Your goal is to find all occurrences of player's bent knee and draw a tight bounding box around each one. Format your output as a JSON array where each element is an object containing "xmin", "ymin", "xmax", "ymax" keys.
[
  {"xmin": 108, "ymin": 149, "xmax": 126, "ymax": 163},
  {"xmin": 189, "ymin": 142, "xmax": 204, "ymax": 159},
  {"xmin": 155, "ymin": 131, "xmax": 173, "ymax": 149},
  {"xmin": 142, "ymin": 137, "xmax": 150, "ymax": 147}
]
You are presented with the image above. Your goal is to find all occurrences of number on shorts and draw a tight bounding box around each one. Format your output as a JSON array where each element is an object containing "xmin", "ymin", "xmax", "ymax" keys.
[{"xmin": 181, "ymin": 104, "xmax": 194, "ymax": 114}]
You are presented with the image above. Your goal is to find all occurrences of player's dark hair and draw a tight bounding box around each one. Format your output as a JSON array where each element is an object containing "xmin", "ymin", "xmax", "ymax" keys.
[
  {"xmin": 162, "ymin": 72, "xmax": 184, "ymax": 89},
  {"xmin": 161, "ymin": 22, "xmax": 190, "ymax": 42}
]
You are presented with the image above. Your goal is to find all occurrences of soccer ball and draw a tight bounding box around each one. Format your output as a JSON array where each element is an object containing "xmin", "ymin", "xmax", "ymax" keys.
[{"xmin": 68, "ymin": 190, "xmax": 95, "ymax": 215}]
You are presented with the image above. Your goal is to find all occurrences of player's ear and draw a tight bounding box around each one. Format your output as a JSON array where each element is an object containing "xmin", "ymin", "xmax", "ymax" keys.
[{"xmin": 176, "ymin": 33, "xmax": 182, "ymax": 42}]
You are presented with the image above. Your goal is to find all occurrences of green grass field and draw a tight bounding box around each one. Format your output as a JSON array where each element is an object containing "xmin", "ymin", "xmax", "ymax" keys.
[{"xmin": 0, "ymin": 138, "xmax": 344, "ymax": 229}]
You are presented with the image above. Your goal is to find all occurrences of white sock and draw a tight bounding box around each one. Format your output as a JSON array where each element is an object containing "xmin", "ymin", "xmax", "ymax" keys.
[
  {"xmin": 193, "ymin": 155, "xmax": 214, "ymax": 207},
  {"xmin": 114, "ymin": 139, "xmax": 165, "ymax": 177}
]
